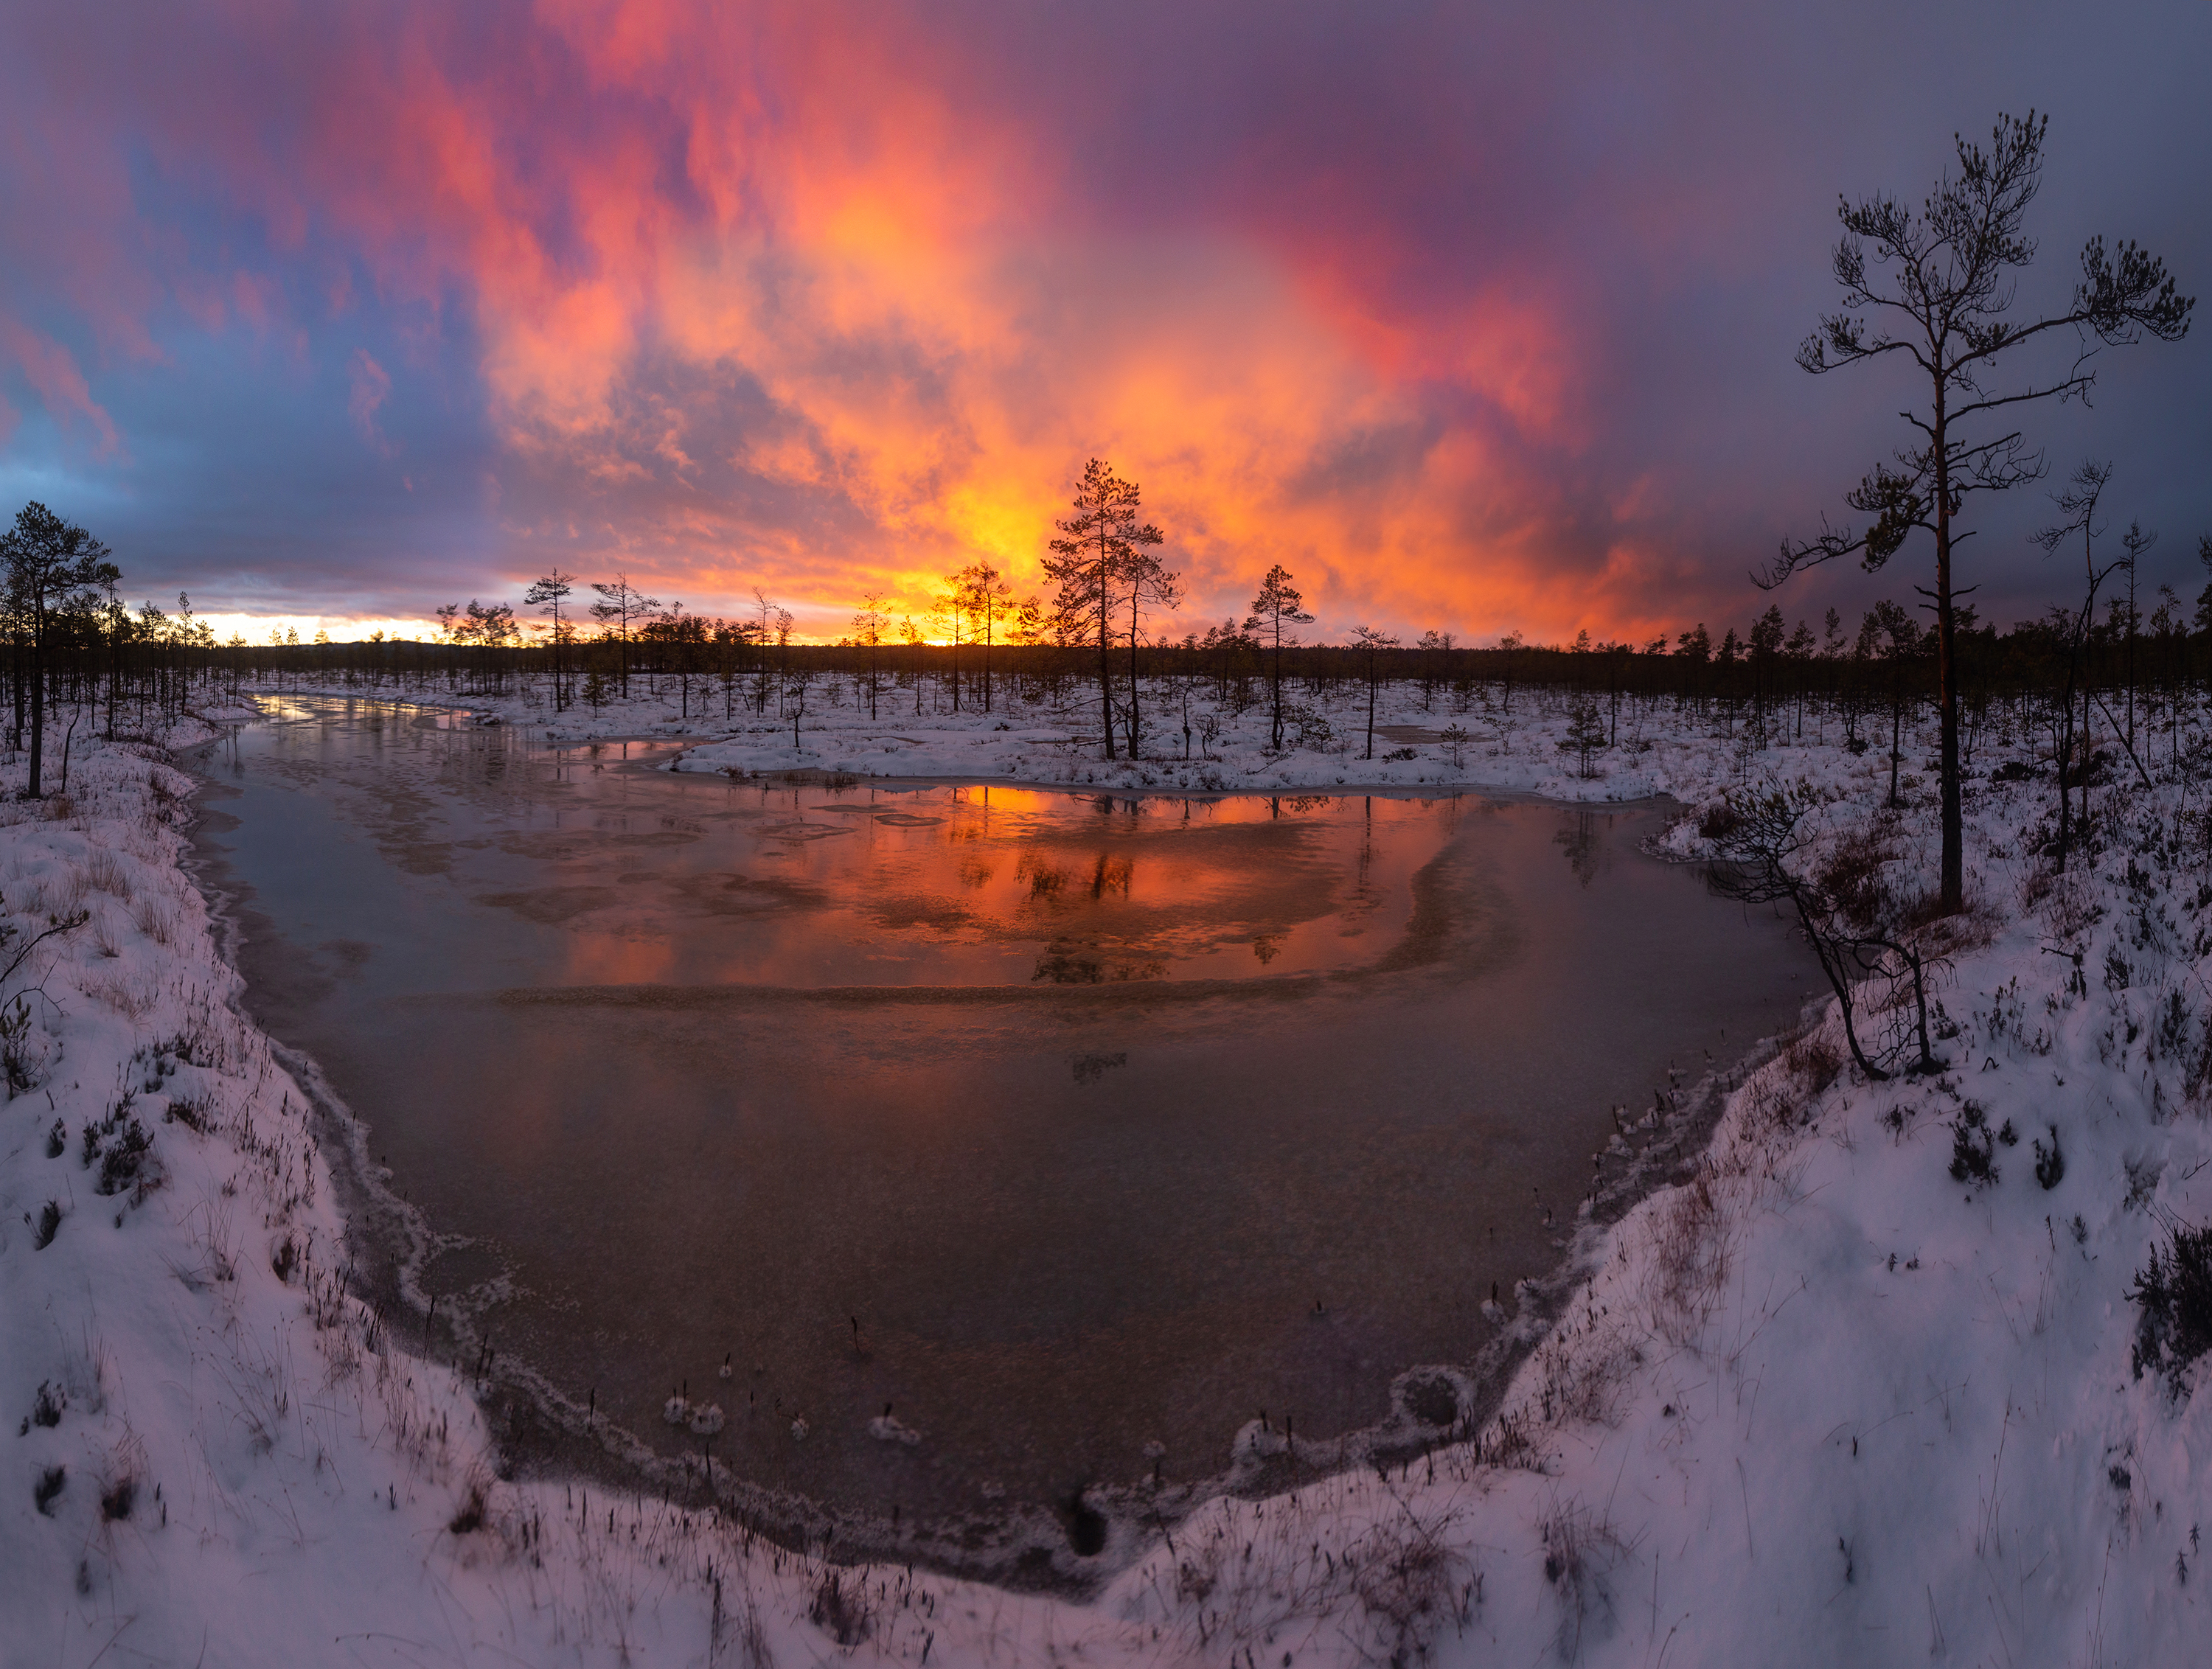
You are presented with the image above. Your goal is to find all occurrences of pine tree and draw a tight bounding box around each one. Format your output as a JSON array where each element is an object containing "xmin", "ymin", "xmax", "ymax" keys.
[
  {"xmin": 1766, "ymin": 111, "xmax": 2191, "ymax": 914},
  {"xmin": 1245, "ymin": 564, "xmax": 1314, "ymax": 753},
  {"xmin": 1044, "ymin": 459, "xmax": 1163, "ymax": 760},
  {"xmin": 1560, "ymin": 698, "xmax": 1607, "ymax": 779},
  {"xmin": 526, "ymin": 568, "xmax": 577, "ymax": 710}
]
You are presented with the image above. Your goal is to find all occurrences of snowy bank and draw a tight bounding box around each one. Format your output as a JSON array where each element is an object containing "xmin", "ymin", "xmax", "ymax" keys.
[{"xmin": 5, "ymin": 680, "xmax": 2211, "ymax": 1665}]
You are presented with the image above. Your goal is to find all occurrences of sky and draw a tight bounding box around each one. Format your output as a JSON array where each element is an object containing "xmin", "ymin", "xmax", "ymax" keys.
[{"xmin": 1, "ymin": 1, "xmax": 2205, "ymax": 646}]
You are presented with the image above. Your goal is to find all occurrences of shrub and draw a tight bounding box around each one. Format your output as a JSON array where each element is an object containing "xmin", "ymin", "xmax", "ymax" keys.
[
  {"xmin": 1949, "ymin": 1106, "xmax": 2000, "ymax": 1187},
  {"xmin": 1, "ymin": 996, "xmax": 37, "ymax": 1094},
  {"xmin": 2129, "ymin": 1223, "xmax": 2212, "ymax": 1393},
  {"xmin": 95, "ymin": 1121, "xmax": 153, "ymax": 1196},
  {"xmin": 2034, "ymin": 1126, "xmax": 2065, "ymax": 1190}
]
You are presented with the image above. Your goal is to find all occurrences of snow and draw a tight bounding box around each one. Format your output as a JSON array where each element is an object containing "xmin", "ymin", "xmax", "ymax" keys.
[{"xmin": 5, "ymin": 672, "xmax": 2210, "ymax": 1665}]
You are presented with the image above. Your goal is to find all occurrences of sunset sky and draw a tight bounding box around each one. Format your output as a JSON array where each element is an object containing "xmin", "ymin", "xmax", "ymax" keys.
[{"xmin": 1, "ymin": 1, "xmax": 2204, "ymax": 645}]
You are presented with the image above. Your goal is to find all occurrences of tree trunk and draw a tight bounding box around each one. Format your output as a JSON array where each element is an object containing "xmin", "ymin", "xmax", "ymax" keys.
[
  {"xmin": 1098, "ymin": 614, "xmax": 1116, "ymax": 761},
  {"xmin": 1270, "ymin": 629, "xmax": 1284, "ymax": 752},
  {"xmin": 1125, "ymin": 589, "xmax": 1142, "ymax": 758},
  {"xmin": 27, "ymin": 630, "xmax": 44, "ymax": 799},
  {"xmin": 2053, "ymin": 669, "xmax": 2077, "ymax": 874},
  {"xmin": 1932, "ymin": 397, "xmax": 1964, "ymax": 913}
]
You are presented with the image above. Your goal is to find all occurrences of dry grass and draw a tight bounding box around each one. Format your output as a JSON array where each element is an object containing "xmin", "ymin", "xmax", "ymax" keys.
[
  {"xmin": 83, "ymin": 975, "xmax": 154, "ymax": 1021},
  {"xmin": 1537, "ymin": 1502, "xmax": 1627, "ymax": 1662},
  {"xmin": 133, "ymin": 897, "xmax": 175, "ymax": 947},
  {"xmin": 55, "ymin": 867, "xmax": 91, "ymax": 913},
  {"xmin": 1646, "ymin": 1164, "xmax": 1731, "ymax": 1347},
  {"xmin": 807, "ymin": 1569, "xmax": 872, "ymax": 1648},
  {"xmin": 1779, "ymin": 1028, "xmax": 1843, "ymax": 1096},
  {"xmin": 1528, "ymin": 1324, "xmax": 1641, "ymax": 1430},
  {"xmin": 1346, "ymin": 1505, "xmax": 1476, "ymax": 1663},
  {"xmin": 84, "ymin": 846, "xmax": 131, "ymax": 899}
]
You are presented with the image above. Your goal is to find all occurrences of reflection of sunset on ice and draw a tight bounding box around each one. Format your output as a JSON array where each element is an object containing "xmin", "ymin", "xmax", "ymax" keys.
[{"xmin": 181, "ymin": 693, "xmax": 1812, "ymax": 1569}]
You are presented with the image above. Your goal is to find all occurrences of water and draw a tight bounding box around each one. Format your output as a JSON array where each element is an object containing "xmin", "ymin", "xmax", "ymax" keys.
[{"xmin": 188, "ymin": 695, "xmax": 1809, "ymax": 1536}]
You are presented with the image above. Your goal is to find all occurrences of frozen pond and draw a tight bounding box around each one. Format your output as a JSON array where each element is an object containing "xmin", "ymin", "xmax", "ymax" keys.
[{"xmin": 188, "ymin": 696, "xmax": 1809, "ymax": 1547}]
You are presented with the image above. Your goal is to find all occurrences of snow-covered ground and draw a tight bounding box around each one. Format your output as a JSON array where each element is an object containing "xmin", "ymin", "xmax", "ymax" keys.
[
  {"xmin": 256, "ymin": 662, "xmax": 1926, "ymax": 800},
  {"xmin": 6, "ymin": 673, "xmax": 2209, "ymax": 1665}
]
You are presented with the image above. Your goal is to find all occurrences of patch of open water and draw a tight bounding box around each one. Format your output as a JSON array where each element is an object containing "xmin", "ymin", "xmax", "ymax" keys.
[{"xmin": 187, "ymin": 696, "xmax": 1811, "ymax": 1570}]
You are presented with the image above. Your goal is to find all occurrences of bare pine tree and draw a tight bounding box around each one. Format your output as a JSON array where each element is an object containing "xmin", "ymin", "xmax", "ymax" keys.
[
  {"xmin": 2030, "ymin": 461, "xmax": 2131, "ymax": 871},
  {"xmin": 852, "ymin": 593, "xmax": 888, "ymax": 720},
  {"xmin": 1349, "ymin": 625, "xmax": 1397, "ymax": 759},
  {"xmin": 1762, "ymin": 111, "xmax": 2191, "ymax": 914},
  {"xmin": 525, "ymin": 568, "xmax": 577, "ymax": 710},
  {"xmin": 589, "ymin": 573, "xmax": 660, "ymax": 697},
  {"xmin": 950, "ymin": 563, "xmax": 1020, "ymax": 715}
]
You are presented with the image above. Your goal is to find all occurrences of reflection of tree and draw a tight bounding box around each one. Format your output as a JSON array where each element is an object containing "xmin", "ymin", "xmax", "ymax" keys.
[
  {"xmin": 1015, "ymin": 853, "xmax": 1067, "ymax": 900},
  {"xmin": 1251, "ymin": 934, "xmax": 1281, "ymax": 965},
  {"xmin": 1553, "ymin": 809, "xmax": 1607, "ymax": 887},
  {"xmin": 1071, "ymin": 1051, "xmax": 1128, "ymax": 1084},
  {"xmin": 1089, "ymin": 854, "xmax": 1134, "ymax": 898}
]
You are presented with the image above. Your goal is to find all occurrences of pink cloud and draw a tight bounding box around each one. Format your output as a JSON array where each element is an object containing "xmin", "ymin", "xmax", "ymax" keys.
[{"xmin": 0, "ymin": 316, "xmax": 120, "ymax": 456}]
